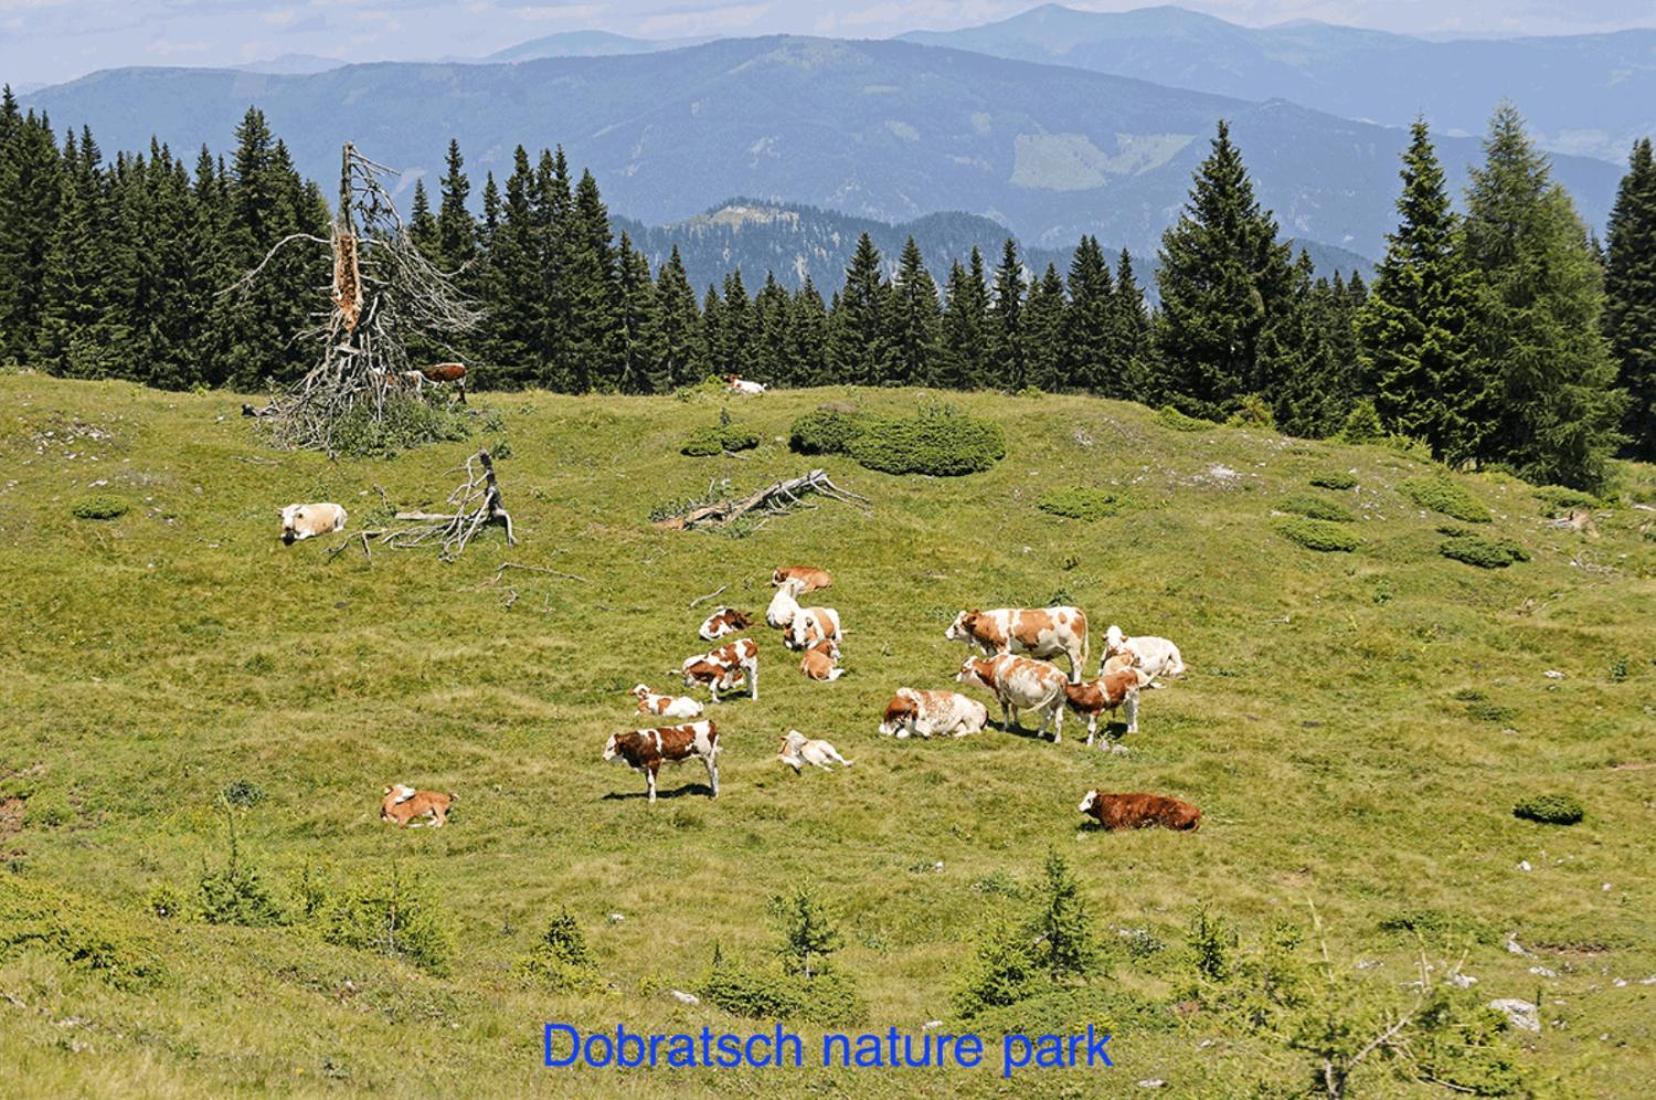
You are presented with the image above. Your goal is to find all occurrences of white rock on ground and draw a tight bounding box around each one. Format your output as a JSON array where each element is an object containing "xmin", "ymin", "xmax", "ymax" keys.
[
  {"xmin": 1489, "ymin": 999, "xmax": 1540, "ymax": 1032},
  {"xmin": 669, "ymin": 990, "xmax": 700, "ymax": 1005}
]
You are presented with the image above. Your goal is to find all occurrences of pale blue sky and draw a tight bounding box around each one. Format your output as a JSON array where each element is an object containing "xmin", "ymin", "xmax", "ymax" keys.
[{"xmin": 4, "ymin": 1, "xmax": 1654, "ymax": 89}]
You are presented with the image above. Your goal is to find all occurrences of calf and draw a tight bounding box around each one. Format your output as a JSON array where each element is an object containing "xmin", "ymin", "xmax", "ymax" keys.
[
  {"xmin": 946, "ymin": 606, "xmax": 1090, "ymax": 682},
  {"xmin": 789, "ymin": 604, "xmax": 842, "ymax": 651},
  {"xmin": 698, "ymin": 606, "xmax": 753, "ymax": 641},
  {"xmin": 800, "ymin": 639, "xmax": 844, "ymax": 682},
  {"xmin": 1100, "ymin": 625, "xmax": 1184, "ymax": 685},
  {"xmin": 380, "ymin": 784, "xmax": 455, "ymax": 828},
  {"xmin": 631, "ymin": 683, "xmax": 704, "ymax": 719},
  {"xmin": 725, "ymin": 374, "xmax": 766, "ymax": 395},
  {"xmin": 603, "ymin": 721, "xmax": 720, "ymax": 803},
  {"xmin": 680, "ymin": 637, "xmax": 760, "ymax": 702},
  {"xmin": 877, "ymin": 688, "xmax": 989, "ymax": 739},
  {"xmin": 1077, "ymin": 790, "xmax": 1201, "ymax": 832},
  {"xmin": 772, "ymin": 566, "xmax": 832, "ymax": 593},
  {"xmin": 279, "ymin": 502, "xmax": 347, "ymax": 544},
  {"xmin": 766, "ymin": 576, "xmax": 805, "ymax": 630},
  {"xmin": 777, "ymin": 729, "xmax": 852, "ymax": 772},
  {"xmin": 956, "ymin": 654, "xmax": 1070, "ymax": 741},
  {"xmin": 1063, "ymin": 668, "xmax": 1152, "ymax": 744}
]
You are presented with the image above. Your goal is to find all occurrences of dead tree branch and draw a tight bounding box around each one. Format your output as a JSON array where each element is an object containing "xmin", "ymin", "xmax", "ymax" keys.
[
  {"xmin": 653, "ymin": 469, "xmax": 869, "ymax": 531},
  {"xmin": 325, "ymin": 451, "xmax": 514, "ymax": 562}
]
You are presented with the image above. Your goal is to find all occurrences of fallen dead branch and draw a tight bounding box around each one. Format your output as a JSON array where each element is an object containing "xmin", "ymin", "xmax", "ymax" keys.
[
  {"xmin": 653, "ymin": 469, "xmax": 868, "ymax": 531},
  {"xmin": 486, "ymin": 561, "xmax": 590, "ymax": 585},
  {"xmin": 326, "ymin": 450, "xmax": 515, "ymax": 562},
  {"xmin": 688, "ymin": 584, "xmax": 728, "ymax": 609}
]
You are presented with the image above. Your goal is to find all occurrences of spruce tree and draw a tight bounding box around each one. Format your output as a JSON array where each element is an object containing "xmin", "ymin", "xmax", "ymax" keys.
[
  {"xmin": 1062, "ymin": 236, "xmax": 1113, "ymax": 393},
  {"xmin": 752, "ymin": 272, "xmax": 792, "ymax": 385},
  {"xmin": 532, "ymin": 148, "xmax": 574, "ymax": 389},
  {"xmin": 940, "ymin": 249, "xmax": 990, "ymax": 389},
  {"xmin": 616, "ymin": 232, "xmax": 665, "ymax": 394},
  {"xmin": 1463, "ymin": 104, "xmax": 1626, "ymax": 490},
  {"xmin": 654, "ymin": 245, "xmax": 703, "ymax": 388},
  {"xmin": 719, "ymin": 269, "xmax": 754, "ymax": 375},
  {"xmin": 564, "ymin": 168, "xmax": 623, "ymax": 391},
  {"xmin": 788, "ymin": 277, "xmax": 831, "ymax": 387},
  {"xmin": 1262, "ymin": 252, "xmax": 1347, "ymax": 437},
  {"xmin": 831, "ymin": 232, "xmax": 891, "ymax": 384},
  {"xmin": 435, "ymin": 139, "xmax": 476, "ymax": 272},
  {"xmin": 408, "ymin": 179, "xmax": 438, "ymax": 260},
  {"xmin": 988, "ymin": 238, "xmax": 1025, "ymax": 388},
  {"xmin": 0, "ymin": 108, "xmax": 62, "ymax": 365},
  {"xmin": 1030, "ymin": 850, "xmax": 1096, "ymax": 982},
  {"xmin": 1356, "ymin": 119, "xmax": 1483, "ymax": 460},
  {"xmin": 887, "ymin": 236, "xmax": 942, "ymax": 386},
  {"xmin": 1021, "ymin": 263, "xmax": 1067, "ymax": 392},
  {"xmin": 1112, "ymin": 249, "xmax": 1154, "ymax": 397},
  {"xmin": 35, "ymin": 129, "xmax": 119, "ymax": 378},
  {"xmin": 482, "ymin": 147, "xmax": 541, "ymax": 388},
  {"xmin": 1154, "ymin": 120, "xmax": 1294, "ymax": 419},
  {"xmin": 700, "ymin": 283, "xmax": 725, "ymax": 375},
  {"xmin": 1604, "ymin": 137, "xmax": 1656, "ymax": 459}
]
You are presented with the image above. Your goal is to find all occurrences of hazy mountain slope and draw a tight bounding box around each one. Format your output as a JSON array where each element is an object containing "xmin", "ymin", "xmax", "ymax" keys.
[
  {"xmin": 21, "ymin": 36, "xmax": 1620, "ymax": 258},
  {"xmin": 903, "ymin": 4, "xmax": 1656, "ymax": 164},
  {"xmin": 485, "ymin": 30, "xmax": 709, "ymax": 62}
]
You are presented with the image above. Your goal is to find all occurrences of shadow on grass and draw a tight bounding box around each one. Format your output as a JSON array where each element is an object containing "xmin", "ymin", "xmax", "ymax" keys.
[{"xmin": 601, "ymin": 782, "xmax": 716, "ymax": 802}]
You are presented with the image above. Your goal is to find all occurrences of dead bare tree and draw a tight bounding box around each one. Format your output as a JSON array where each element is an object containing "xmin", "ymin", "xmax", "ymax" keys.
[
  {"xmin": 652, "ymin": 469, "xmax": 869, "ymax": 531},
  {"xmin": 232, "ymin": 143, "xmax": 481, "ymax": 454},
  {"xmin": 328, "ymin": 451, "xmax": 515, "ymax": 562}
]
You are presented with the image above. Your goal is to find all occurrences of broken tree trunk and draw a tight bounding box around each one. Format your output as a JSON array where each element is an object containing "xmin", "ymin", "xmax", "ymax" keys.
[
  {"xmin": 653, "ymin": 469, "xmax": 868, "ymax": 531},
  {"xmin": 329, "ymin": 450, "xmax": 516, "ymax": 561}
]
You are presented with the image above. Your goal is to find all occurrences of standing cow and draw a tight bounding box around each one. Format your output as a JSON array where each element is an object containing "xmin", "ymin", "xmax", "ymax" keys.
[
  {"xmin": 680, "ymin": 638, "xmax": 760, "ymax": 702},
  {"xmin": 956, "ymin": 654, "xmax": 1071, "ymax": 741},
  {"xmin": 946, "ymin": 606, "xmax": 1090, "ymax": 682},
  {"xmin": 603, "ymin": 721, "xmax": 720, "ymax": 803},
  {"xmin": 1062, "ymin": 667, "xmax": 1152, "ymax": 744}
]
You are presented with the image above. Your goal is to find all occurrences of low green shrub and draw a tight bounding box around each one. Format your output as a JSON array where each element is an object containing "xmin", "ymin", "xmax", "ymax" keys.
[
  {"xmin": 1465, "ymin": 699, "xmax": 1514, "ymax": 724},
  {"xmin": 1276, "ymin": 494, "xmax": 1355, "ymax": 523},
  {"xmin": 788, "ymin": 409, "xmax": 864, "ymax": 455},
  {"xmin": 1037, "ymin": 487, "xmax": 1129, "ymax": 522},
  {"xmin": 326, "ymin": 395, "xmax": 471, "ymax": 458},
  {"xmin": 320, "ymin": 865, "xmax": 454, "ymax": 975},
  {"xmin": 197, "ymin": 810, "xmax": 285, "ymax": 928},
  {"xmin": 1155, "ymin": 405, "xmax": 1217, "ymax": 432},
  {"xmin": 1513, "ymin": 794, "xmax": 1584, "ymax": 826},
  {"xmin": 697, "ymin": 953, "xmax": 865, "ymax": 1025},
  {"xmin": 1339, "ymin": 399, "xmax": 1383, "ymax": 444},
  {"xmin": 680, "ymin": 423, "xmax": 760, "ymax": 457},
  {"xmin": 221, "ymin": 779, "xmax": 266, "ymax": 808},
  {"xmin": 846, "ymin": 404, "xmax": 1006, "ymax": 477},
  {"xmin": 1533, "ymin": 485, "xmax": 1600, "ymax": 517},
  {"xmin": 1398, "ymin": 475, "xmax": 1492, "ymax": 523},
  {"xmin": 1275, "ymin": 517, "xmax": 1359, "ymax": 552},
  {"xmin": 516, "ymin": 908, "xmax": 603, "ymax": 993},
  {"xmin": 71, "ymin": 494, "xmax": 129, "ymax": 520},
  {"xmin": 1377, "ymin": 908, "xmax": 1496, "ymax": 944},
  {"xmin": 1440, "ymin": 535, "xmax": 1528, "ymax": 569},
  {"xmin": 1309, "ymin": 472, "xmax": 1357, "ymax": 490},
  {"xmin": 968, "ymin": 986, "xmax": 1175, "ymax": 1038},
  {"xmin": 1226, "ymin": 393, "xmax": 1275, "ymax": 429},
  {"xmin": 0, "ymin": 878, "xmax": 163, "ymax": 990}
]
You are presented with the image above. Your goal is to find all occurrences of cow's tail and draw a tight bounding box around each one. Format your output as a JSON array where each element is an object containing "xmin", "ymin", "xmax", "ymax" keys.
[{"xmin": 1079, "ymin": 625, "xmax": 1091, "ymax": 679}]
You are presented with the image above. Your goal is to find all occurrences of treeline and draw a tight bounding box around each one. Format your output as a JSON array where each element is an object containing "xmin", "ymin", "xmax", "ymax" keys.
[{"xmin": 1, "ymin": 89, "xmax": 1650, "ymax": 488}]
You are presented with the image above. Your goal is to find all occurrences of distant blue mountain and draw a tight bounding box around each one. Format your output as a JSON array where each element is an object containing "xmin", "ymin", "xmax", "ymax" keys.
[
  {"xmin": 486, "ymin": 30, "xmax": 709, "ymax": 62},
  {"xmin": 21, "ymin": 35, "xmax": 1620, "ymax": 260},
  {"xmin": 902, "ymin": 4, "xmax": 1656, "ymax": 164}
]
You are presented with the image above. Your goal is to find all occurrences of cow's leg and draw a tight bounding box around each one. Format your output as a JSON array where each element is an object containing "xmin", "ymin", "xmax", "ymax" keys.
[
  {"xmin": 1085, "ymin": 713, "xmax": 1098, "ymax": 747},
  {"xmin": 1047, "ymin": 703, "xmax": 1062, "ymax": 744},
  {"xmin": 1125, "ymin": 692, "xmax": 1139, "ymax": 735},
  {"xmin": 706, "ymin": 755, "xmax": 719, "ymax": 798},
  {"xmin": 708, "ymin": 679, "xmax": 720, "ymax": 704},
  {"xmin": 646, "ymin": 765, "xmax": 659, "ymax": 803},
  {"xmin": 1069, "ymin": 648, "xmax": 1082, "ymax": 684},
  {"xmin": 749, "ymin": 662, "xmax": 759, "ymax": 701},
  {"xmin": 1000, "ymin": 699, "xmax": 1014, "ymax": 730}
]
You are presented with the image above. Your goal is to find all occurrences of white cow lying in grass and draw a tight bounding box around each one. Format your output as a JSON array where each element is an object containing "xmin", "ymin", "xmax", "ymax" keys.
[
  {"xmin": 877, "ymin": 688, "xmax": 988, "ymax": 739},
  {"xmin": 279, "ymin": 502, "xmax": 346, "ymax": 544},
  {"xmin": 777, "ymin": 729, "xmax": 853, "ymax": 772},
  {"xmin": 1100, "ymin": 625, "xmax": 1184, "ymax": 686}
]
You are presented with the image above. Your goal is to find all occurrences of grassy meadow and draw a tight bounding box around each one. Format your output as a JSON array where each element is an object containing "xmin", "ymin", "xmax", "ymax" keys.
[{"xmin": 1, "ymin": 371, "xmax": 1653, "ymax": 1097}]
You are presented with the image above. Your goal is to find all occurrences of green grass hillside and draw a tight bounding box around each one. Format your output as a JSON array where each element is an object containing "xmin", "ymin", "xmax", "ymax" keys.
[{"xmin": 1, "ymin": 373, "xmax": 1652, "ymax": 1097}]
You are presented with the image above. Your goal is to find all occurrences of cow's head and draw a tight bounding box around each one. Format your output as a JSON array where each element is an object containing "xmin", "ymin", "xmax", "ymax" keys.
[
  {"xmin": 631, "ymin": 684, "xmax": 653, "ymax": 700},
  {"xmin": 955, "ymin": 656, "xmax": 991, "ymax": 687},
  {"xmin": 944, "ymin": 610, "xmax": 979, "ymax": 642},
  {"xmin": 1077, "ymin": 790, "xmax": 1098, "ymax": 815},
  {"xmin": 1104, "ymin": 624, "xmax": 1128, "ymax": 656},
  {"xmin": 877, "ymin": 693, "xmax": 916, "ymax": 735},
  {"xmin": 279, "ymin": 504, "xmax": 302, "ymax": 543},
  {"xmin": 725, "ymin": 609, "xmax": 752, "ymax": 630},
  {"xmin": 601, "ymin": 733, "xmax": 623, "ymax": 763}
]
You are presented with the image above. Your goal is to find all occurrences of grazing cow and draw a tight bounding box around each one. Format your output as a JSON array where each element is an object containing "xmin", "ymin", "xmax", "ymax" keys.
[
  {"xmin": 777, "ymin": 729, "xmax": 853, "ymax": 772},
  {"xmin": 1077, "ymin": 790, "xmax": 1202, "ymax": 832},
  {"xmin": 946, "ymin": 607, "xmax": 1090, "ymax": 683},
  {"xmin": 877, "ymin": 688, "xmax": 989, "ymax": 739},
  {"xmin": 800, "ymin": 639, "xmax": 844, "ymax": 681},
  {"xmin": 724, "ymin": 374, "xmax": 766, "ymax": 395},
  {"xmin": 631, "ymin": 683, "xmax": 704, "ymax": 719},
  {"xmin": 698, "ymin": 606, "xmax": 753, "ymax": 642},
  {"xmin": 790, "ymin": 604, "xmax": 843, "ymax": 651},
  {"xmin": 380, "ymin": 784, "xmax": 455, "ymax": 828},
  {"xmin": 766, "ymin": 576, "xmax": 805, "ymax": 629},
  {"xmin": 603, "ymin": 721, "xmax": 720, "ymax": 803},
  {"xmin": 279, "ymin": 502, "xmax": 347, "ymax": 544},
  {"xmin": 956, "ymin": 654, "xmax": 1070, "ymax": 741},
  {"xmin": 680, "ymin": 638, "xmax": 760, "ymax": 702},
  {"xmin": 1063, "ymin": 668, "xmax": 1153, "ymax": 744},
  {"xmin": 1101, "ymin": 625, "xmax": 1184, "ymax": 685},
  {"xmin": 420, "ymin": 362, "xmax": 468, "ymax": 403},
  {"xmin": 771, "ymin": 566, "xmax": 832, "ymax": 593}
]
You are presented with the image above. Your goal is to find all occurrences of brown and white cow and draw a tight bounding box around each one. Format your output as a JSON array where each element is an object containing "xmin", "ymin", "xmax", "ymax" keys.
[
  {"xmin": 800, "ymin": 639, "xmax": 844, "ymax": 682},
  {"xmin": 380, "ymin": 784, "xmax": 455, "ymax": 828},
  {"xmin": 631, "ymin": 683, "xmax": 704, "ymax": 719},
  {"xmin": 789, "ymin": 603, "xmax": 843, "ymax": 651},
  {"xmin": 1100, "ymin": 625, "xmax": 1184, "ymax": 685},
  {"xmin": 725, "ymin": 374, "xmax": 766, "ymax": 396},
  {"xmin": 946, "ymin": 606, "xmax": 1090, "ymax": 682},
  {"xmin": 877, "ymin": 688, "xmax": 989, "ymax": 739},
  {"xmin": 603, "ymin": 721, "xmax": 720, "ymax": 803},
  {"xmin": 420, "ymin": 362, "xmax": 468, "ymax": 402},
  {"xmin": 766, "ymin": 576, "xmax": 804, "ymax": 630},
  {"xmin": 680, "ymin": 637, "xmax": 760, "ymax": 702},
  {"xmin": 279, "ymin": 502, "xmax": 347, "ymax": 544},
  {"xmin": 1063, "ymin": 668, "xmax": 1153, "ymax": 744},
  {"xmin": 1077, "ymin": 790, "xmax": 1202, "ymax": 831},
  {"xmin": 956, "ymin": 654, "xmax": 1070, "ymax": 741},
  {"xmin": 772, "ymin": 566, "xmax": 832, "ymax": 593},
  {"xmin": 698, "ymin": 606, "xmax": 753, "ymax": 642}
]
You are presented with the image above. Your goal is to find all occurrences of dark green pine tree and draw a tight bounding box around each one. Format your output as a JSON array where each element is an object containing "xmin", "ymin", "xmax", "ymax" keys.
[
  {"xmin": 1021, "ymin": 262, "xmax": 1067, "ymax": 392},
  {"xmin": 719, "ymin": 269, "xmax": 754, "ymax": 376},
  {"xmin": 408, "ymin": 179, "xmax": 439, "ymax": 260},
  {"xmin": 831, "ymin": 232, "xmax": 891, "ymax": 384},
  {"xmin": 114, "ymin": 143, "xmax": 200, "ymax": 389},
  {"xmin": 532, "ymin": 148, "xmax": 574, "ymax": 389},
  {"xmin": 0, "ymin": 107, "xmax": 62, "ymax": 366},
  {"xmin": 654, "ymin": 245, "xmax": 704, "ymax": 388},
  {"xmin": 35, "ymin": 128, "xmax": 119, "ymax": 378},
  {"xmin": 1112, "ymin": 249, "xmax": 1155, "ymax": 397},
  {"xmin": 1355, "ymin": 119, "xmax": 1483, "ymax": 460},
  {"xmin": 1062, "ymin": 236, "xmax": 1114, "ymax": 394},
  {"xmin": 752, "ymin": 272, "xmax": 791, "ymax": 385},
  {"xmin": 886, "ymin": 235, "xmax": 942, "ymax": 386},
  {"xmin": 615, "ymin": 232, "xmax": 665, "ymax": 394},
  {"xmin": 700, "ymin": 283, "xmax": 725, "ymax": 375},
  {"xmin": 1604, "ymin": 137, "xmax": 1656, "ymax": 459},
  {"xmin": 1462, "ymin": 104, "xmax": 1626, "ymax": 490},
  {"xmin": 482, "ymin": 147, "xmax": 542, "ymax": 388},
  {"xmin": 940, "ymin": 248, "xmax": 990, "ymax": 388},
  {"xmin": 988, "ymin": 238, "xmax": 1025, "ymax": 388},
  {"xmin": 1154, "ymin": 120, "xmax": 1295, "ymax": 419},
  {"xmin": 564, "ymin": 168, "xmax": 624, "ymax": 392},
  {"xmin": 435, "ymin": 139, "xmax": 476, "ymax": 273},
  {"xmin": 788, "ymin": 276, "xmax": 831, "ymax": 387},
  {"xmin": 1260, "ymin": 251, "xmax": 1348, "ymax": 437}
]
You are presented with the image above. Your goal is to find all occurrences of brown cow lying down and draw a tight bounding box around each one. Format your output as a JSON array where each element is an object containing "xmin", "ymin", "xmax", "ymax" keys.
[
  {"xmin": 1077, "ymin": 790, "xmax": 1201, "ymax": 831},
  {"xmin": 603, "ymin": 721, "xmax": 720, "ymax": 803},
  {"xmin": 800, "ymin": 639, "xmax": 844, "ymax": 681},
  {"xmin": 381, "ymin": 784, "xmax": 455, "ymax": 828},
  {"xmin": 771, "ymin": 565, "xmax": 832, "ymax": 593},
  {"xmin": 698, "ymin": 606, "xmax": 753, "ymax": 642}
]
